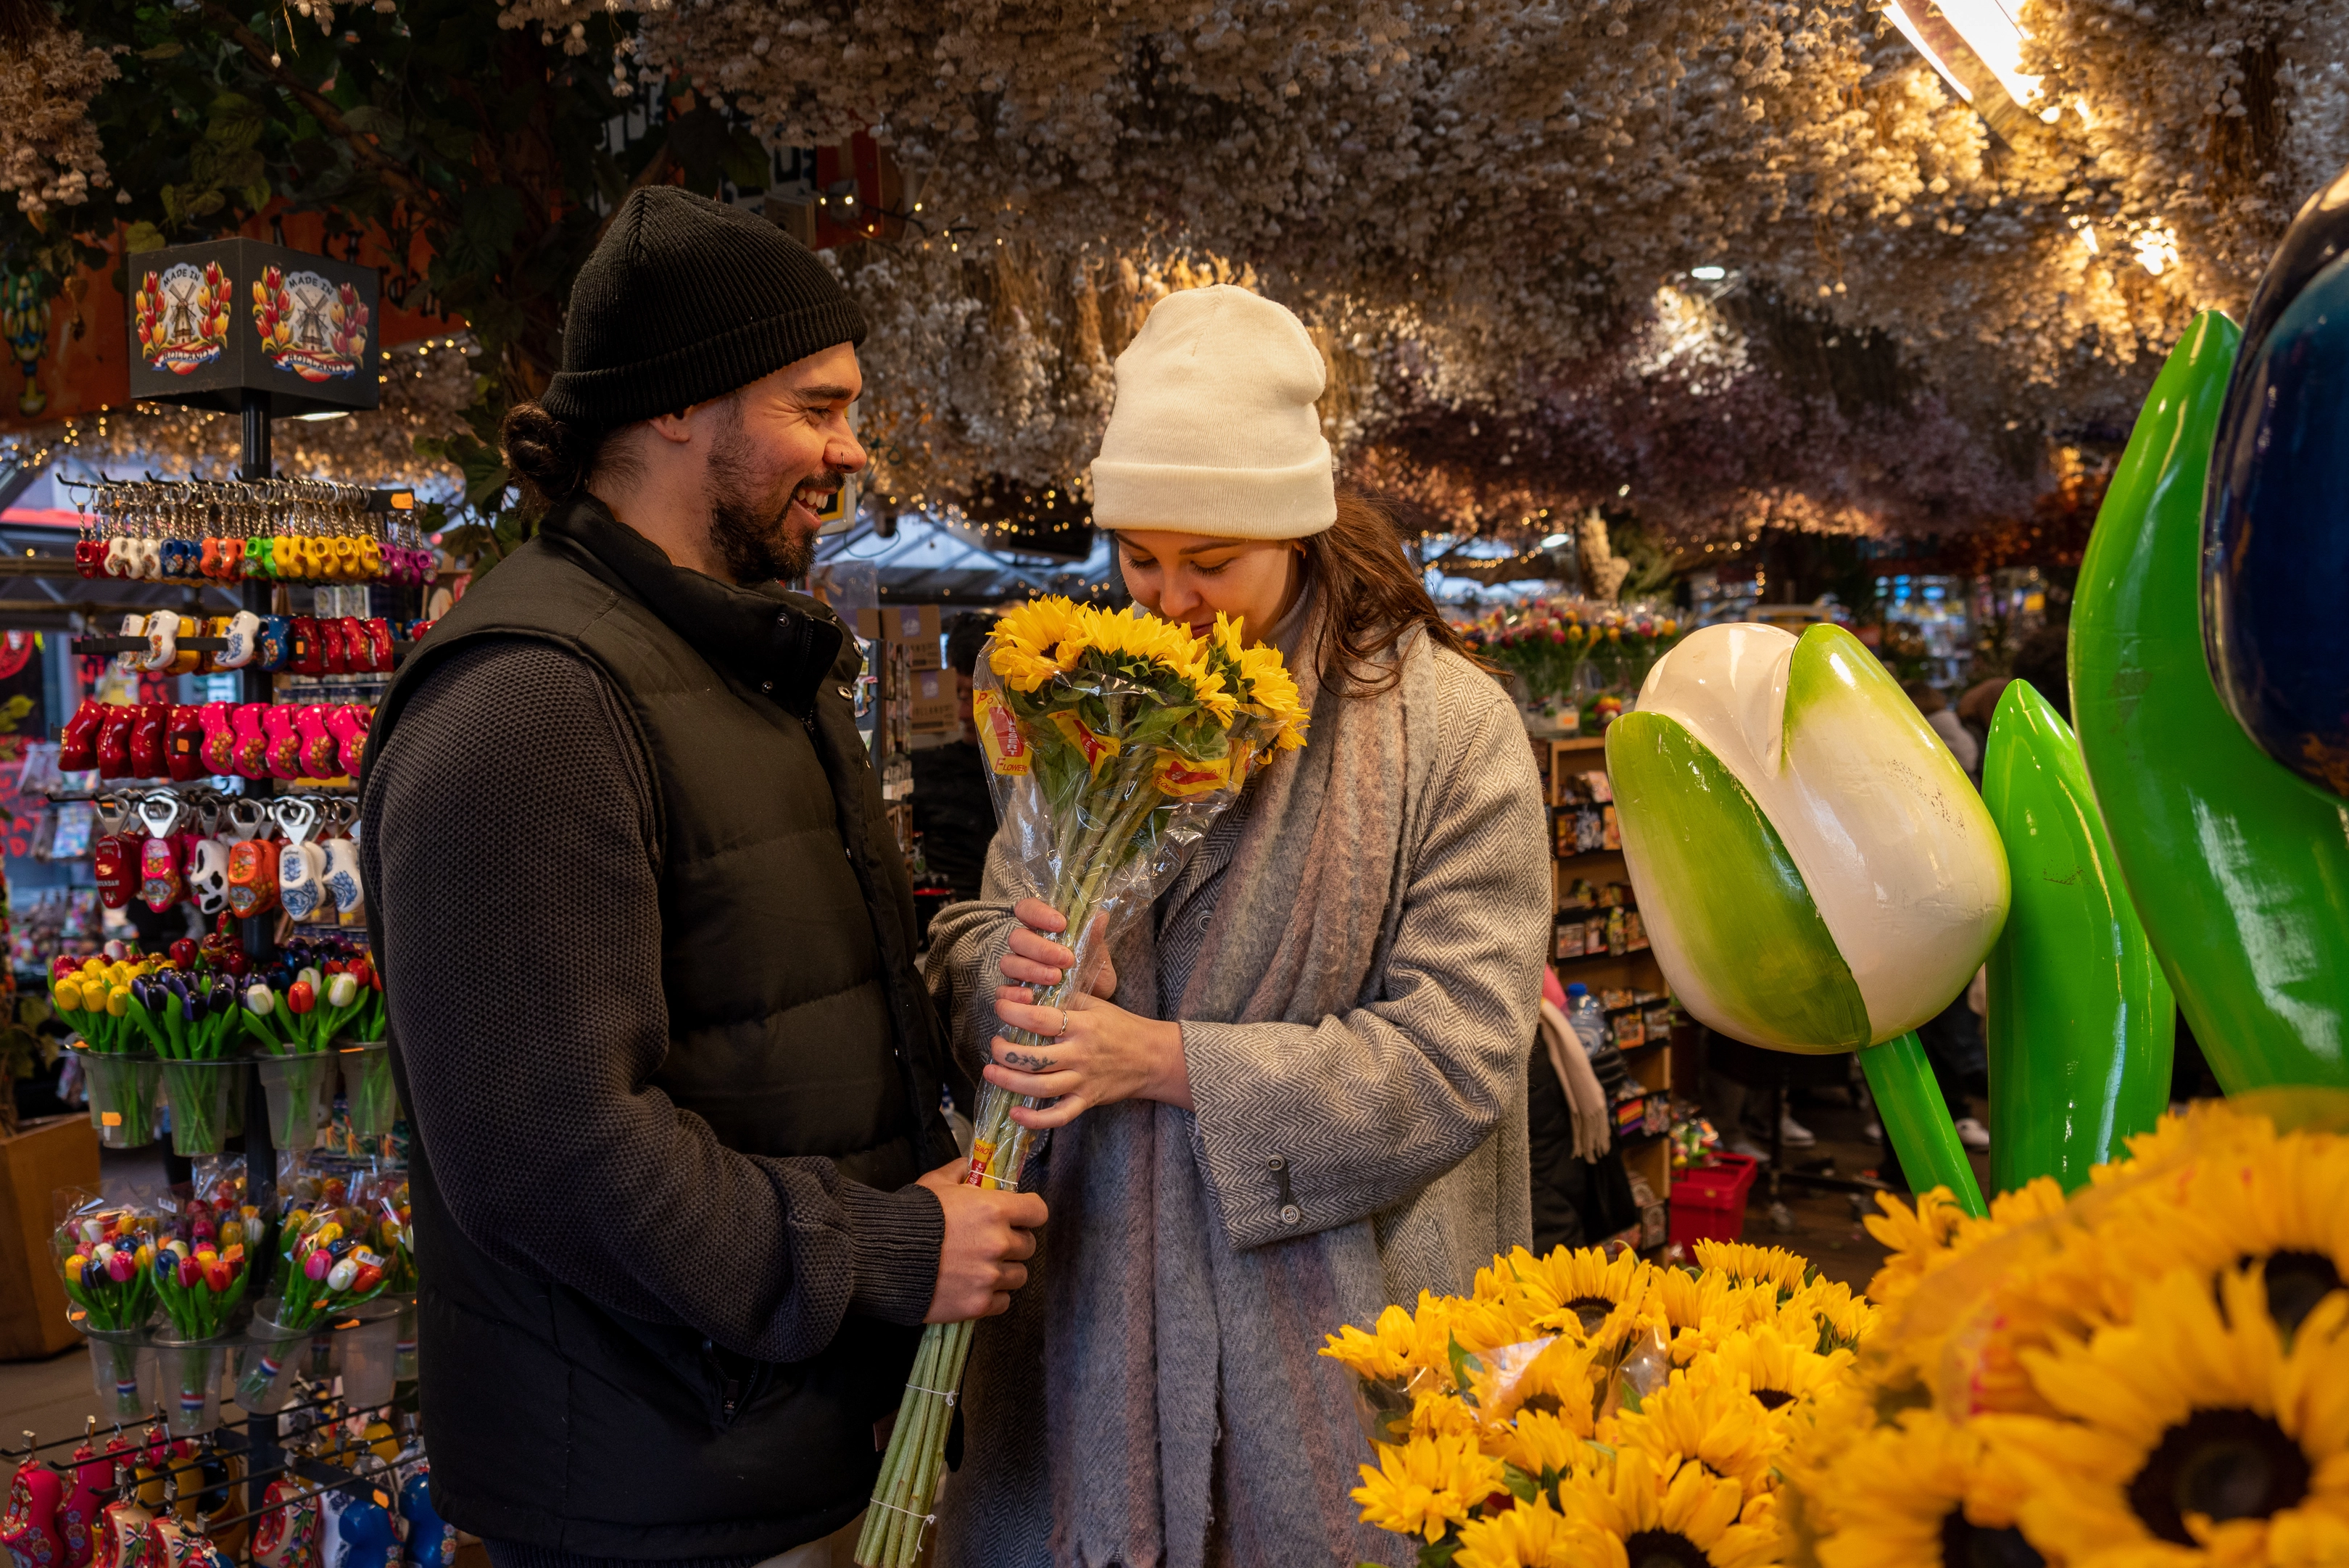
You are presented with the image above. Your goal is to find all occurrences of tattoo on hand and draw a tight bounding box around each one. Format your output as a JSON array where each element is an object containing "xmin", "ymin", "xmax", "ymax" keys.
[{"xmin": 1001, "ymin": 1049, "xmax": 1057, "ymax": 1071}]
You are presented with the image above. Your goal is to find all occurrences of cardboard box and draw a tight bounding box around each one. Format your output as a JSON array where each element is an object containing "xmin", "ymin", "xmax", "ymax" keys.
[
  {"xmin": 0, "ymin": 1113, "xmax": 102, "ymax": 1358},
  {"xmin": 909, "ymin": 667, "xmax": 960, "ymax": 732},
  {"xmin": 856, "ymin": 605, "xmax": 942, "ymax": 669}
]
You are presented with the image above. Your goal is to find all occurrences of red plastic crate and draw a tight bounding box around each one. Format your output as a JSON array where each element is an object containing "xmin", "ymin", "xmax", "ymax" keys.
[{"xmin": 1668, "ymin": 1152, "xmax": 1759, "ymax": 1245}]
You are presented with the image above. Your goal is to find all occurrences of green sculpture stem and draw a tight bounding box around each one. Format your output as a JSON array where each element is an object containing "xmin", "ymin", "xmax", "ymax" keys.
[{"xmin": 1858, "ymin": 1032, "xmax": 1986, "ymax": 1218}]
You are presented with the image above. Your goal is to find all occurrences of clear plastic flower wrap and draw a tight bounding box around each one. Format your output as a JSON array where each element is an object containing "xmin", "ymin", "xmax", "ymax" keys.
[{"xmin": 858, "ymin": 596, "xmax": 1308, "ymax": 1568}]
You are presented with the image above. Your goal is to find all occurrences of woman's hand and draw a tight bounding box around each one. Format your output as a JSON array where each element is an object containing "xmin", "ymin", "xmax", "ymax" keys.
[
  {"xmin": 998, "ymin": 897, "xmax": 1117, "ymax": 999},
  {"xmin": 985, "ymin": 987, "xmax": 1191, "ymax": 1129},
  {"xmin": 987, "ymin": 899, "xmax": 1185, "ymax": 1128}
]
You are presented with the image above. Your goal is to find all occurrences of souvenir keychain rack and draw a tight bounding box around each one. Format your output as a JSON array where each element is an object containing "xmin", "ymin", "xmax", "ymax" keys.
[
  {"xmin": 8, "ymin": 1389, "xmax": 428, "ymax": 1568},
  {"xmin": 47, "ymin": 394, "xmax": 428, "ymax": 1503},
  {"xmin": 57, "ymin": 477, "xmax": 431, "ymax": 587}
]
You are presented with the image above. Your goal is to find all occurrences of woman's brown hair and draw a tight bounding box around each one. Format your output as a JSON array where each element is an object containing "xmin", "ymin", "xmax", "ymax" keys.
[{"xmin": 1303, "ymin": 488, "xmax": 1480, "ymax": 696}]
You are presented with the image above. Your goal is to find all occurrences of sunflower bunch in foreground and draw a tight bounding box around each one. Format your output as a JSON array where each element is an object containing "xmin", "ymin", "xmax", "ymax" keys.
[
  {"xmin": 1792, "ymin": 1093, "xmax": 2349, "ymax": 1568},
  {"xmin": 1322, "ymin": 1239, "xmax": 1873, "ymax": 1567},
  {"xmin": 857, "ymin": 597, "xmax": 1306, "ymax": 1568}
]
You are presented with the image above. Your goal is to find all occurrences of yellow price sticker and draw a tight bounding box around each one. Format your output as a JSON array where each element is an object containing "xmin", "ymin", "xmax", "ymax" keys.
[{"xmin": 100, "ymin": 1111, "xmax": 122, "ymax": 1127}]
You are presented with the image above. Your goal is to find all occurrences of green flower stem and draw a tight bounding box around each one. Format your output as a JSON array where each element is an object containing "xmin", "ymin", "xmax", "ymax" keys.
[
  {"xmin": 1858, "ymin": 1032, "xmax": 1986, "ymax": 1218},
  {"xmin": 861, "ymin": 760, "xmax": 1170, "ymax": 1568}
]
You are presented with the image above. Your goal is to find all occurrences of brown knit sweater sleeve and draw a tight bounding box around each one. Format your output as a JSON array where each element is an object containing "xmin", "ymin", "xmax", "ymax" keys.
[{"xmin": 360, "ymin": 639, "xmax": 943, "ymax": 1361}]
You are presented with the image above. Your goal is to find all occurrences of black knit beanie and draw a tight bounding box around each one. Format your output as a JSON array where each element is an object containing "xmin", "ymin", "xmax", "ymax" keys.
[{"xmin": 539, "ymin": 187, "xmax": 867, "ymax": 428}]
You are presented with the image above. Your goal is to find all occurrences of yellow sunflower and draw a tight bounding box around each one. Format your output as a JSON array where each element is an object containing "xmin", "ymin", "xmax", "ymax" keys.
[
  {"xmin": 1323, "ymin": 1301, "xmax": 1431, "ymax": 1383},
  {"xmin": 2085, "ymin": 1125, "xmax": 2349, "ymax": 1340},
  {"xmin": 1984, "ymin": 1266, "xmax": 2349, "ymax": 1567},
  {"xmin": 1778, "ymin": 1278, "xmax": 1878, "ymax": 1355},
  {"xmin": 1488, "ymin": 1404, "xmax": 1599, "ymax": 1481},
  {"xmin": 1560, "ymin": 1444, "xmax": 1782, "ymax": 1568},
  {"xmin": 1696, "ymin": 1321, "xmax": 1852, "ymax": 1417},
  {"xmin": 1693, "ymin": 1241, "xmax": 1812, "ymax": 1301},
  {"xmin": 1480, "ymin": 1335, "xmax": 1604, "ymax": 1430},
  {"xmin": 1864, "ymin": 1187, "xmax": 1975, "ymax": 1311},
  {"xmin": 1236, "ymin": 641, "xmax": 1309, "ymax": 750},
  {"xmin": 1351, "ymin": 1433, "xmax": 1509, "ymax": 1544},
  {"xmin": 1499, "ymin": 1245, "xmax": 1659, "ymax": 1340},
  {"xmin": 1810, "ymin": 1409, "xmax": 2035, "ymax": 1568},
  {"xmin": 1456, "ymin": 1497, "xmax": 1594, "ymax": 1568},
  {"xmin": 1650, "ymin": 1268, "xmax": 1783, "ymax": 1364},
  {"xmin": 1608, "ymin": 1367, "xmax": 1791, "ymax": 1494}
]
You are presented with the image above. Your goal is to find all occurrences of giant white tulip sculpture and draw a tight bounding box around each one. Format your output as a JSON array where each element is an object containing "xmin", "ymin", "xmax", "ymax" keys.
[{"xmin": 1605, "ymin": 622, "xmax": 2008, "ymax": 1214}]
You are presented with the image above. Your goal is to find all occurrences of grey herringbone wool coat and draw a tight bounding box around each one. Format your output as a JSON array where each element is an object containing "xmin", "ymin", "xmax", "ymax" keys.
[{"xmin": 925, "ymin": 618, "xmax": 1550, "ymax": 1568}]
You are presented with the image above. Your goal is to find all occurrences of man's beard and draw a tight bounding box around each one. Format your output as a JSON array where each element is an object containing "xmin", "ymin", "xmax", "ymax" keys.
[{"xmin": 704, "ymin": 411, "xmax": 834, "ymax": 584}]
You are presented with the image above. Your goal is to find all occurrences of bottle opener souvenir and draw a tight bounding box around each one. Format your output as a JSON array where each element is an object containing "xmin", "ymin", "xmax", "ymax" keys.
[
  {"xmin": 1, "ymin": 1434, "xmax": 65, "ymax": 1568},
  {"xmin": 287, "ymin": 618, "xmax": 323, "ymax": 678},
  {"xmin": 215, "ymin": 614, "xmax": 262, "ymax": 671},
  {"xmin": 139, "ymin": 615, "xmax": 177, "ymax": 675},
  {"xmin": 229, "ymin": 706, "xmax": 270, "ymax": 781},
  {"xmin": 323, "ymin": 818, "xmax": 363, "ymax": 916},
  {"xmin": 395, "ymin": 1467, "xmax": 450, "ymax": 1568},
  {"xmin": 197, "ymin": 705, "xmax": 236, "ymax": 776},
  {"xmin": 246, "ymin": 1479, "xmax": 316, "ymax": 1568},
  {"xmin": 296, "ymin": 706, "xmax": 337, "ymax": 778},
  {"xmin": 256, "ymin": 618, "xmax": 292, "ymax": 674},
  {"xmin": 186, "ymin": 803, "xmax": 230, "ymax": 917},
  {"xmin": 262, "ymin": 707, "xmax": 302, "ymax": 780},
  {"xmin": 128, "ymin": 706, "xmax": 170, "ymax": 781},
  {"xmin": 276, "ymin": 799, "xmax": 326, "ymax": 924},
  {"xmin": 90, "ymin": 1467, "xmax": 149, "ymax": 1568},
  {"xmin": 328, "ymin": 706, "xmax": 372, "ymax": 779},
  {"xmin": 96, "ymin": 707, "xmax": 134, "ymax": 780},
  {"xmin": 56, "ymin": 1427, "xmax": 122, "ymax": 1568},
  {"xmin": 91, "ymin": 797, "xmax": 135, "ymax": 910},
  {"xmin": 165, "ymin": 708, "xmax": 206, "ymax": 783},
  {"xmin": 137, "ymin": 796, "xmax": 185, "ymax": 912},
  {"xmin": 113, "ymin": 616, "xmax": 146, "ymax": 676},
  {"xmin": 225, "ymin": 801, "xmax": 278, "ymax": 919},
  {"xmin": 59, "ymin": 700, "xmax": 105, "ymax": 772}
]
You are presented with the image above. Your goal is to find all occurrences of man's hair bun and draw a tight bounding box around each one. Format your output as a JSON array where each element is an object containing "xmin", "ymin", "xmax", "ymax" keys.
[{"xmin": 500, "ymin": 402, "xmax": 594, "ymax": 507}]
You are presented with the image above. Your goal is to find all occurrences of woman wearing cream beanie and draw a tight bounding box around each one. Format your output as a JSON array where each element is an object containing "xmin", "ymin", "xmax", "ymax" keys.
[{"xmin": 929, "ymin": 284, "xmax": 1552, "ymax": 1567}]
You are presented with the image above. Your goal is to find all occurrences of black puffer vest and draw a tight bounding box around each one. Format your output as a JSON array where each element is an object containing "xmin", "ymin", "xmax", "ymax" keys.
[{"xmin": 367, "ymin": 497, "xmax": 953, "ymax": 1559}]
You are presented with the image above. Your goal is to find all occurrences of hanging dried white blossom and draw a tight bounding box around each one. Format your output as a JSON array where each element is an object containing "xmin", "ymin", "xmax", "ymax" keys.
[{"xmin": 0, "ymin": 28, "xmax": 118, "ymax": 217}]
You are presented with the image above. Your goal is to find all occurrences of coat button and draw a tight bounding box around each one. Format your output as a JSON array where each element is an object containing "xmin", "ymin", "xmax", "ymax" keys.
[
  {"xmin": 761, "ymin": 680, "xmax": 774, "ymax": 692},
  {"xmin": 1279, "ymin": 1204, "xmax": 1301, "ymax": 1225},
  {"xmin": 1267, "ymin": 1156, "xmax": 1285, "ymax": 1172},
  {"xmin": 837, "ymin": 684, "xmax": 852, "ymax": 699}
]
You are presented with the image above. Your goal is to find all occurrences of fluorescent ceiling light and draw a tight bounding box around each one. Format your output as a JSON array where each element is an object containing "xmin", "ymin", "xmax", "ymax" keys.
[
  {"xmin": 1690, "ymin": 265, "xmax": 1728, "ymax": 281},
  {"xmin": 1540, "ymin": 533, "xmax": 1570, "ymax": 549},
  {"xmin": 294, "ymin": 410, "xmax": 350, "ymax": 422}
]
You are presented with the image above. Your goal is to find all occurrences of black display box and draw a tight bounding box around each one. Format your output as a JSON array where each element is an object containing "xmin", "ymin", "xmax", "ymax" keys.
[{"xmin": 125, "ymin": 237, "xmax": 381, "ymax": 416}]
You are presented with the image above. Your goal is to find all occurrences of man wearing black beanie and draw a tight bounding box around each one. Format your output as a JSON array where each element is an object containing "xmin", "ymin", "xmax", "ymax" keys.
[{"xmin": 359, "ymin": 188, "xmax": 1044, "ymax": 1568}]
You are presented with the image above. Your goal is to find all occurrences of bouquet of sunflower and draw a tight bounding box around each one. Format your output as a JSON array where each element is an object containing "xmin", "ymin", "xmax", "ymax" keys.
[
  {"xmin": 858, "ymin": 595, "xmax": 1306, "ymax": 1568},
  {"xmin": 1321, "ymin": 1239, "xmax": 1873, "ymax": 1568},
  {"xmin": 1788, "ymin": 1092, "xmax": 2349, "ymax": 1568}
]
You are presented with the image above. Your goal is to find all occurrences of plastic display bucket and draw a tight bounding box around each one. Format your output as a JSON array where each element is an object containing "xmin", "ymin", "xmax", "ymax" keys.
[
  {"xmin": 338, "ymin": 1041, "xmax": 398, "ymax": 1137},
  {"xmin": 256, "ymin": 1053, "xmax": 334, "ymax": 1150},
  {"xmin": 79, "ymin": 1050, "xmax": 162, "ymax": 1149},
  {"xmin": 151, "ymin": 1333, "xmax": 232, "ymax": 1435},
  {"xmin": 160, "ymin": 1058, "xmax": 249, "ymax": 1157}
]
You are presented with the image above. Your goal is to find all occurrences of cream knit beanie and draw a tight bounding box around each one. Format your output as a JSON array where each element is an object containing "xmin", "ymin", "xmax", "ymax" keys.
[{"xmin": 1088, "ymin": 284, "xmax": 1337, "ymax": 538}]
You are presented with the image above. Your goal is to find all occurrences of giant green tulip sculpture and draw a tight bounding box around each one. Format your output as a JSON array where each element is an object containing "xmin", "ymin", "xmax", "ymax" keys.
[
  {"xmin": 1607, "ymin": 621, "xmax": 2005, "ymax": 1215},
  {"xmin": 2071, "ymin": 310, "xmax": 2349, "ymax": 1092},
  {"xmin": 1980, "ymin": 680, "xmax": 2174, "ymax": 1194}
]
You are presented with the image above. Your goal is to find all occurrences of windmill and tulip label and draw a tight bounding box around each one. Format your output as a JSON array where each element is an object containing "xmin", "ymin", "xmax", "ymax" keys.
[{"xmin": 123, "ymin": 237, "xmax": 379, "ymax": 415}]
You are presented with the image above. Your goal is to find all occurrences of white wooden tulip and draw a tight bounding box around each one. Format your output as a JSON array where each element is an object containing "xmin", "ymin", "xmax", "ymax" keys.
[{"xmin": 1607, "ymin": 622, "xmax": 2009, "ymax": 1052}]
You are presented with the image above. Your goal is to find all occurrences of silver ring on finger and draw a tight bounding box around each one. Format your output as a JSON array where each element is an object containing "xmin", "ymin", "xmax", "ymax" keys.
[{"xmin": 1052, "ymin": 1006, "xmax": 1069, "ymax": 1038}]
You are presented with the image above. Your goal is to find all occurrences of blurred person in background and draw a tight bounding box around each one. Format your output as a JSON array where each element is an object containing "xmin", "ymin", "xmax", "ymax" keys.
[
  {"xmin": 1905, "ymin": 678, "xmax": 1980, "ymax": 781},
  {"xmin": 910, "ymin": 613, "xmax": 998, "ymax": 903}
]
